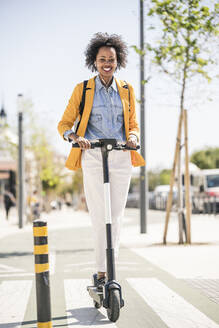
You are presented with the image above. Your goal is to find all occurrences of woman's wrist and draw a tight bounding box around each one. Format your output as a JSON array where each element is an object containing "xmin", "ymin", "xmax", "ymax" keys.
[
  {"xmin": 69, "ymin": 132, "xmax": 78, "ymax": 142},
  {"xmin": 128, "ymin": 134, "xmax": 138, "ymax": 142}
]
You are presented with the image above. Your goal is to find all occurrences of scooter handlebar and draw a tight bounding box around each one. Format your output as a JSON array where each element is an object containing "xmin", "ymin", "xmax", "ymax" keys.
[
  {"xmin": 72, "ymin": 142, "xmax": 101, "ymax": 149},
  {"xmin": 72, "ymin": 141, "xmax": 140, "ymax": 151}
]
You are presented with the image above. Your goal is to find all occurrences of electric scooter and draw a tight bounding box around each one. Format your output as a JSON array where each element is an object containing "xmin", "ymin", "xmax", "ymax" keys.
[{"xmin": 72, "ymin": 138, "xmax": 139, "ymax": 322}]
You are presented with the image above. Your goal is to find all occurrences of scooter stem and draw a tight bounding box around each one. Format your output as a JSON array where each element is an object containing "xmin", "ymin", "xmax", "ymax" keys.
[{"xmin": 100, "ymin": 140, "xmax": 117, "ymax": 281}]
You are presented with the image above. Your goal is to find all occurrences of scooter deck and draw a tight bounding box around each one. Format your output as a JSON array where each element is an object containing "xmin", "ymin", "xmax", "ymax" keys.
[{"xmin": 87, "ymin": 286, "xmax": 103, "ymax": 305}]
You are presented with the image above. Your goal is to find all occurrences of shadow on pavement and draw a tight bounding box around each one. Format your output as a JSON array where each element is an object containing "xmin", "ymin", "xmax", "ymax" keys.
[
  {"xmin": 146, "ymin": 241, "xmax": 219, "ymax": 247},
  {"xmin": 0, "ymin": 248, "xmax": 95, "ymax": 258},
  {"xmin": 0, "ymin": 252, "xmax": 33, "ymax": 258},
  {"xmin": 0, "ymin": 308, "xmax": 110, "ymax": 327},
  {"xmin": 65, "ymin": 307, "xmax": 109, "ymax": 326}
]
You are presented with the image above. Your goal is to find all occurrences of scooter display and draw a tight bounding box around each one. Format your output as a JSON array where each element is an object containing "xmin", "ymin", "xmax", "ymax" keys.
[{"xmin": 72, "ymin": 138, "xmax": 139, "ymax": 322}]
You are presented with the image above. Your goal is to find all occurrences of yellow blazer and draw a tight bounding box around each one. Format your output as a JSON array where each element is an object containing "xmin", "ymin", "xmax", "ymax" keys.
[{"xmin": 58, "ymin": 76, "xmax": 145, "ymax": 171}]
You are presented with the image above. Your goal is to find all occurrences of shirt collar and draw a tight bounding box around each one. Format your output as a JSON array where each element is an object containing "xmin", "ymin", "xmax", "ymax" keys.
[{"xmin": 95, "ymin": 75, "xmax": 118, "ymax": 93}]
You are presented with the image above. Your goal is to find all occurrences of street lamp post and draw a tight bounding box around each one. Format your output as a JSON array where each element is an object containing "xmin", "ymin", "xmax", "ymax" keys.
[
  {"xmin": 17, "ymin": 94, "xmax": 24, "ymax": 229},
  {"xmin": 140, "ymin": 0, "xmax": 147, "ymax": 233}
]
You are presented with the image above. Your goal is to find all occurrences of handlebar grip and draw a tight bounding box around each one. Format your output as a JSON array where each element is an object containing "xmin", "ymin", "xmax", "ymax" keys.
[
  {"xmin": 72, "ymin": 142, "xmax": 101, "ymax": 148},
  {"xmin": 72, "ymin": 143, "xmax": 80, "ymax": 148},
  {"xmin": 125, "ymin": 145, "xmax": 140, "ymax": 151}
]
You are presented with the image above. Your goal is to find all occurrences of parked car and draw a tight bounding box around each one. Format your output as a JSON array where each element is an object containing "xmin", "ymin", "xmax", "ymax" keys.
[
  {"xmin": 126, "ymin": 192, "xmax": 139, "ymax": 208},
  {"xmin": 150, "ymin": 185, "xmax": 177, "ymax": 210},
  {"xmin": 126, "ymin": 191, "xmax": 155, "ymax": 209}
]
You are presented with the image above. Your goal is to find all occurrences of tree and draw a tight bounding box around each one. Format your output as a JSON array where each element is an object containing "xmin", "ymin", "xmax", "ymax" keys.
[
  {"xmin": 148, "ymin": 168, "xmax": 171, "ymax": 190},
  {"xmin": 30, "ymin": 130, "xmax": 62, "ymax": 191},
  {"xmin": 13, "ymin": 96, "xmax": 66, "ymax": 213},
  {"xmin": 145, "ymin": 0, "xmax": 218, "ymax": 110},
  {"xmin": 148, "ymin": 170, "xmax": 160, "ymax": 191},
  {"xmin": 160, "ymin": 169, "xmax": 171, "ymax": 184},
  {"xmin": 190, "ymin": 147, "xmax": 219, "ymax": 169},
  {"xmin": 136, "ymin": 0, "xmax": 218, "ymax": 244}
]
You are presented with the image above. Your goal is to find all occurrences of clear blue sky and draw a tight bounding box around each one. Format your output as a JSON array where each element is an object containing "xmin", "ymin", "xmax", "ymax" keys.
[{"xmin": 0, "ymin": 0, "xmax": 218, "ymax": 169}]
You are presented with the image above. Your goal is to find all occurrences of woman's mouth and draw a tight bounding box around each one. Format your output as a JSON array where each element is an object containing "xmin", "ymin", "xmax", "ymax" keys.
[{"xmin": 102, "ymin": 67, "xmax": 112, "ymax": 72}]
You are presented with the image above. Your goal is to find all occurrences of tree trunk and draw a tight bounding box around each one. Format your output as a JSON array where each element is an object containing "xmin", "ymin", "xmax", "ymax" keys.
[
  {"xmin": 184, "ymin": 109, "xmax": 191, "ymax": 243},
  {"xmin": 163, "ymin": 110, "xmax": 183, "ymax": 244},
  {"xmin": 177, "ymin": 138, "xmax": 184, "ymax": 244}
]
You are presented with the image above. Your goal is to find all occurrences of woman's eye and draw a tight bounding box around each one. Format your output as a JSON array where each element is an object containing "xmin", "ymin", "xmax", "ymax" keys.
[{"xmin": 98, "ymin": 58, "xmax": 116, "ymax": 64}]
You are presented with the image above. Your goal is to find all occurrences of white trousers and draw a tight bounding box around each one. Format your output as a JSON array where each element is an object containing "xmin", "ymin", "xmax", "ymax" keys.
[{"xmin": 81, "ymin": 149, "xmax": 132, "ymax": 272}]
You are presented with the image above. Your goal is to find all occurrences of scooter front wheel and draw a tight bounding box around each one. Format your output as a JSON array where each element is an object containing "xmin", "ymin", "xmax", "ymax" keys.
[
  {"xmin": 107, "ymin": 289, "xmax": 120, "ymax": 322},
  {"xmin": 94, "ymin": 300, "xmax": 101, "ymax": 309}
]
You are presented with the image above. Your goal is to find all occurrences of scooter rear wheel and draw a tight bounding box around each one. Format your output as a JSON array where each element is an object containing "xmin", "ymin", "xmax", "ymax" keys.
[
  {"xmin": 107, "ymin": 289, "xmax": 120, "ymax": 322},
  {"xmin": 92, "ymin": 274, "xmax": 102, "ymax": 309}
]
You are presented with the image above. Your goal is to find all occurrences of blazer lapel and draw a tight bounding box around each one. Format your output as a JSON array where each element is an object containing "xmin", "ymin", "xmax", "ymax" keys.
[
  {"xmin": 77, "ymin": 77, "xmax": 96, "ymax": 137},
  {"xmin": 116, "ymin": 78, "xmax": 129, "ymax": 139}
]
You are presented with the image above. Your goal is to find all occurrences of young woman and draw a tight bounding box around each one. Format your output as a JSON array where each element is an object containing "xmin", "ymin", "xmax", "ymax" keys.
[{"xmin": 58, "ymin": 32, "xmax": 145, "ymax": 289}]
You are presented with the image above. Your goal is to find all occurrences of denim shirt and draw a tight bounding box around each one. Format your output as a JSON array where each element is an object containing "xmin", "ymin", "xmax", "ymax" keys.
[
  {"xmin": 84, "ymin": 76, "xmax": 126, "ymax": 141},
  {"xmin": 64, "ymin": 76, "xmax": 126, "ymax": 141}
]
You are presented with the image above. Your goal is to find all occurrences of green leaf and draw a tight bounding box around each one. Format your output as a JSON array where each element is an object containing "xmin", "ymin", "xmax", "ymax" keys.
[
  {"xmin": 141, "ymin": 77, "xmax": 151, "ymax": 85},
  {"xmin": 197, "ymin": 57, "xmax": 208, "ymax": 66},
  {"xmin": 144, "ymin": 0, "xmax": 217, "ymax": 87},
  {"xmin": 131, "ymin": 45, "xmax": 146, "ymax": 56}
]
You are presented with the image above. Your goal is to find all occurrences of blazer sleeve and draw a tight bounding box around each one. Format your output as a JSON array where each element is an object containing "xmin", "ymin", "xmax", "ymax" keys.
[
  {"xmin": 57, "ymin": 83, "xmax": 83, "ymax": 139},
  {"xmin": 128, "ymin": 84, "xmax": 140, "ymax": 141}
]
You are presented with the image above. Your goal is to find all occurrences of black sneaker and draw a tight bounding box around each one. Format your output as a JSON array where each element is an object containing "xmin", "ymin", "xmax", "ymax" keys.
[{"xmin": 96, "ymin": 276, "xmax": 106, "ymax": 292}]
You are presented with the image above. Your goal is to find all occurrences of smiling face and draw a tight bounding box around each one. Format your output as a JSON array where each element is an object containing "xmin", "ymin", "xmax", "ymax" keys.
[{"xmin": 95, "ymin": 46, "xmax": 117, "ymax": 83}]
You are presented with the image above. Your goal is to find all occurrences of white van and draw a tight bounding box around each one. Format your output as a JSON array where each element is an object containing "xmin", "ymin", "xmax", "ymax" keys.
[{"xmin": 191, "ymin": 169, "xmax": 219, "ymax": 213}]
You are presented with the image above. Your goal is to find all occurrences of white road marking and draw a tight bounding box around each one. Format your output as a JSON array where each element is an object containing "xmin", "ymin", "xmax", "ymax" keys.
[
  {"xmin": 64, "ymin": 279, "xmax": 117, "ymax": 327},
  {"xmin": 0, "ymin": 251, "xmax": 55, "ymax": 278},
  {"xmin": 131, "ymin": 246, "xmax": 219, "ymax": 279},
  {"xmin": 127, "ymin": 278, "xmax": 219, "ymax": 328},
  {"xmin": 49, "ymin": 251, "xmax": 56, "ymax": 275},
  {"xmin": 0, "ymin": 264, "xmax": 25, "ymax": 273},
  {"xmin": 0, "ymin": 280, "xmax": 32, "ymax": 326},
  {"xmin": 66, "ymin": 261, "xmax": 95, "ymax": 267}
]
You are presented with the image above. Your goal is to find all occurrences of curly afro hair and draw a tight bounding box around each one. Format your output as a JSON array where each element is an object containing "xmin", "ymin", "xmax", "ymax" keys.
[{"xmin": 85, "ymin": 32, "xmax": 128, "ymax": 72}]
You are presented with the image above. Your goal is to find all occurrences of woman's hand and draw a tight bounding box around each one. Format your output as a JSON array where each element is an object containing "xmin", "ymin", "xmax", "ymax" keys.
[
  {"xmin": 69, "ymin": 133, "xmax": 91, "ymax": 149},
  {"xmin": 124, "ymin": 134, "xmax": 138, "ymax": 151},
  {"xmin": 126, "ymin": 135, "xmax": 138, "ymax": 149}
]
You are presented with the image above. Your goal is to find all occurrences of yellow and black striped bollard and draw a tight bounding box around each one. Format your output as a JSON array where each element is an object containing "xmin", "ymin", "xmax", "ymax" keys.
[{"xmin": 33, "ymin": 221, "xmax": 52, "ymax": 328}]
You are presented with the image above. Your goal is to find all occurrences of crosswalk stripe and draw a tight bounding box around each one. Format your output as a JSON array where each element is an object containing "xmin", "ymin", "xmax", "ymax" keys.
[
  {"xmin": 0, "ymin": 252, "xmax": 55, "ymax": 278},
  {"xmin": 0, "ymin": 264, "xmax": 25, "ymax": 273},
  {"xmin": 127, "ymin": 278, "xmax": 219, "ymax": 328},
  {"xmin": 64, "ymin": 279, "xmax": 117, "ymax": 327},
  {"xmin": 131, "ymin": 246, "xmax": 219, "ymax": 279},
  {"xmin": 49, "ymin": 251, "xmax": 56, "ymax": 275},
  {"xmin": 0, "ymin": 280, "xmax": 32, "ymax": 326}
]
